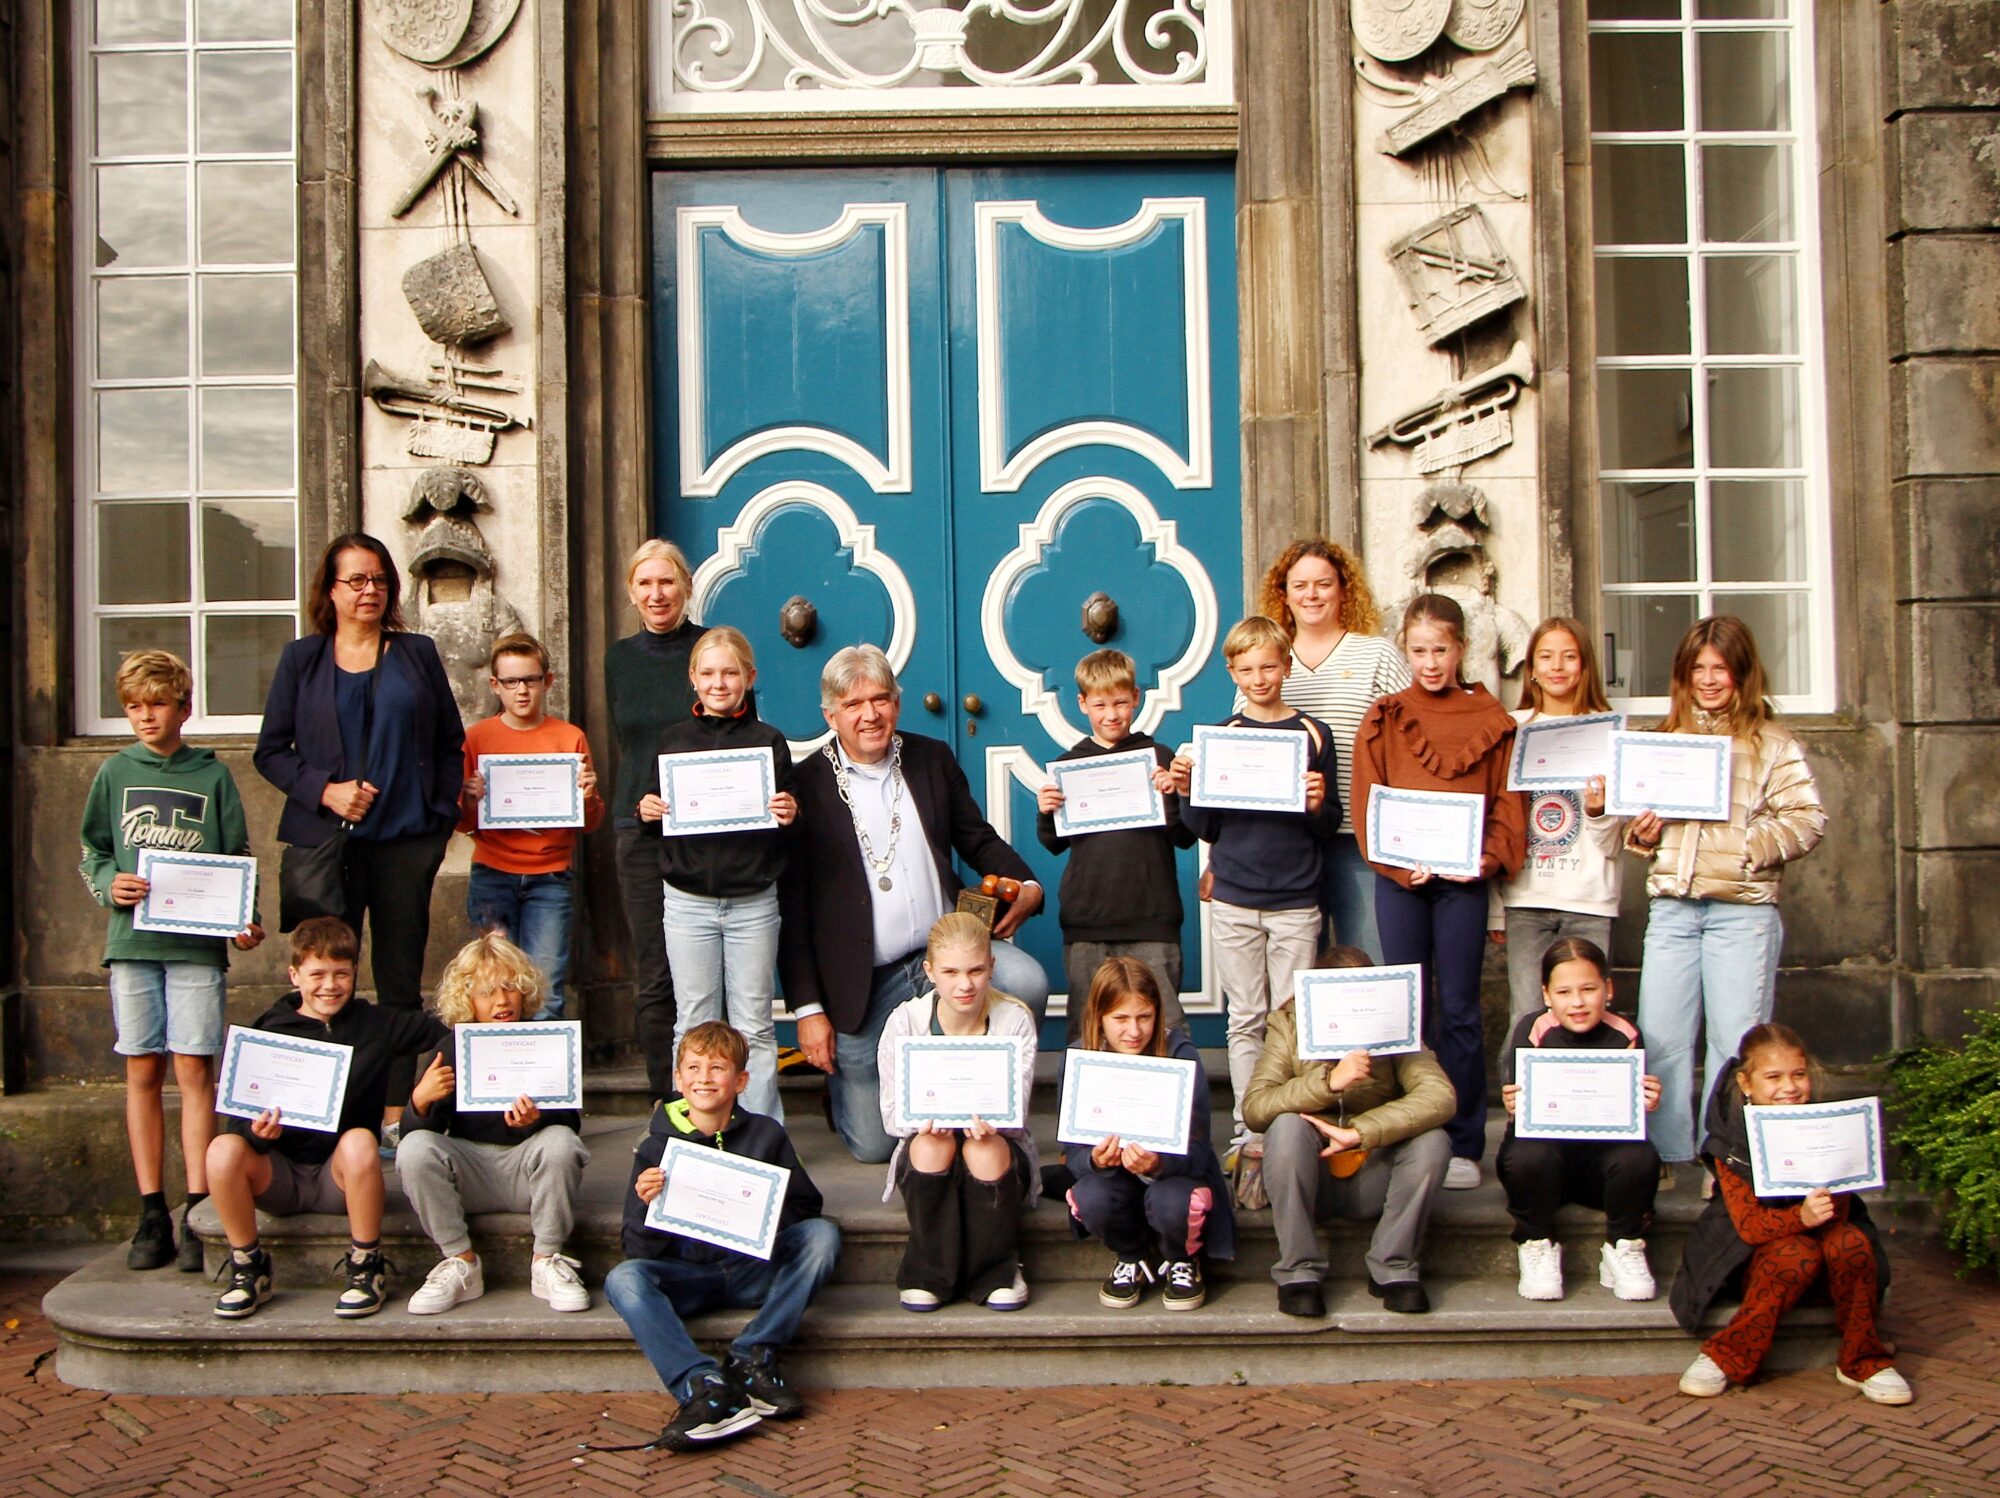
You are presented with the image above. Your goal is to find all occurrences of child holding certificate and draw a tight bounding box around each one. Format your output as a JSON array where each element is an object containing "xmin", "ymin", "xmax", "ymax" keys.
[
  {"xmin": 1353, "ymin": 595, "xmax": 1525, "ymax": 1189},
  {"xmin": 457, "ymin": 631, "xmax": 604, "ymax": 1022},
  {"xmin": 1062, "ymin": 958, "xmax": 1234, "ymax": 1311},
  {"xmin": 1671, "ymin": 1024, "xmax": 1908, "ymax": 1405},
  {"xmin": 1036, "ymin": 648, "xmax": 1197, "ymax": 1032},
  {"xmin": 877, "ymin": 914, "xmax": 1040, "ymax": 1312},
  {"xmin": 80, "ymin": 649, "xmax": 265, "ymax": 1274},
  {"xmin": 396, "ymin": 933, "xmax": 591, "ymax": 1315},
  {"xmin": 1497, "ymin": 938, "xmax": 1661, "ymax": 1302},
  {"xmin": 1487, "ymin": 620, "xmax": 1626, "ymax": 1023},
  {"xmin": 1625, "ymin": 618, "xmax": 1826, "ymax": 1179},
  {"xmin": 639, "ymin": 626, "xmax": 797, "ymax": 1119}
]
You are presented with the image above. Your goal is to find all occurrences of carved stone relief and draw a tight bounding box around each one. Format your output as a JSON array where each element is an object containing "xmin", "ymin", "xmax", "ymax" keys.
[
  {"xmin": 1443, "ymin": 0, "xmax": 1526, "ymax": 53},
  {"xmin": 402, "ymin": 243, "xmax": 512, "ymax": 345},
  {"xmin": 1351, "ymin": 0, "xmax": 1452, "ymax": 64},
  {"xmin": 1388, "ymin": 205, "xmax": 1525, "ymax": 344},
  {"xmin": 406, "ymin": 504, "xmax": 524, "ymax": 721},
  {"xmin": 1380, "ymin": 481, "xmax": 1530, "ymax": 696},
  {"xmin": 1366, "ymin": 339, "xmax": 1535, "ymax": 475},
  {"xmin": 1365, "ymin": 47, "xmax": 1536, "ymax": 158}
]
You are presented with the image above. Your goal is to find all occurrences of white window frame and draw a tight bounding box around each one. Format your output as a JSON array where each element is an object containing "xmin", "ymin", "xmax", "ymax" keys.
[
  {"xmin": 1589, "ymin": 0, "xmax": 1836, "ymax": 717},
  {"xmin": 73, "ymin": 4, "xmax": 301, "ymax": 736}
]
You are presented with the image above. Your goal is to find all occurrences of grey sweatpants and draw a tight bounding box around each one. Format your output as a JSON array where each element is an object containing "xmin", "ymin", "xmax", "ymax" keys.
[
  {"xmin": 396, "ymin": 1126, "xmax": 590, "ymax": 1258},
  {"xmin": 1264, "ymin": 1111, "xmax": 1451, "ymax": 1288}
]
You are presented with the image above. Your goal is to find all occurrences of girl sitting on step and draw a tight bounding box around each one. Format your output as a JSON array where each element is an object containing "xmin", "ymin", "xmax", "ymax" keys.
[
  {"xmin": 395, "ymin": 932, "xmax": 591, "ymax": 1315},
  {"xmin": 877, "ymin": 913, "xmax": 1040, "ymax": 1313},
  {"xmin": 1063, "ymin": 957, "xmax": 1234, "ymax": 1312}
]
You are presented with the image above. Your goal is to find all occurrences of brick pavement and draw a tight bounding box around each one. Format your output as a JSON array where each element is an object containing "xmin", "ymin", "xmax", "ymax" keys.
[{"xmin": 5, "ymin": 1239, "xmax": 1998, "ymax": 1497}]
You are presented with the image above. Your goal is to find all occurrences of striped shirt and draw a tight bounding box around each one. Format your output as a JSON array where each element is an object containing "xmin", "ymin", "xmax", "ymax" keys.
[{"xmin": 1274, "ymin": 633, "xmax": 1411, "ymax": 828}]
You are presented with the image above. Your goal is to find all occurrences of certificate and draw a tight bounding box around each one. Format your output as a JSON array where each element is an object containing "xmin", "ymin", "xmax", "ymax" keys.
[
  {"xmin": 1515, "ymin": 1049, "xmax": 1648, "ymax": 1141},
  {"xmin": 217, "ymin": 1025, "xmax": 351, "ymax": 1133},
  {"xmin": 659, "ymin": 747, "xmax": 778, "ymax": 836},
  {"xmin": 1293, "ymin": 964, "xmax": 1424, "ymax": 1058},
  {"xmin": 1365, "ymin": 786, "xmax": 1485, "ymax": 878},
  {"xmin": 1605, "ymin": 730, "xmax": 1733, "ymax": 820},
  {"xmin": 645, "ymin": 1137, "xmax": 790, "ymax": 1260},
  {"xmin": 454, "ymin": 1021, "xmax": 584, "ymax": 1111},
  {"xmin": 1746, "ymin": 1099, "xmax": 1887, "ymax": 1195},
  {"xmin": 1507, "ymin": 712, "xmax": 1623, "ymax": 792},
  {"xmin": 478, "ymin": 753, "xmax": 585, "ymax": 829},
  {"xmin": 1056, "ymin": 1050, "xmax": 1198, "ymax": 1155},
  {"xmin": 893, "ymin": 1035, "xmax": 1026, "ymax": 1130},
  {"xmin": 1050, "ymin": 749, "xmax": 1165, "ymax": 837},
  {"xmin": 132, "ymin": 849, "xmax": 256, "ymax": 938},
  {"xmin": 1189, "ymin": 724, "xmax": 1307, "ymax": 813}
]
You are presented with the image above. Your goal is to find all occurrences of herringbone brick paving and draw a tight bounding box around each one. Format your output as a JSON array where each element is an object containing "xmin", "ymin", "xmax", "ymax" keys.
[{"xmin": 6, "ymin": 1239, "xmax": 1998, "ymax": 1497}]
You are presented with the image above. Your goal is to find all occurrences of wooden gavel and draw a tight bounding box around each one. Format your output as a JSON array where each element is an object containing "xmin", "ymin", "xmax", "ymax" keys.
[{"xmin": 978, "ymin": 874, "xmax": 1023, "ymax": 904}]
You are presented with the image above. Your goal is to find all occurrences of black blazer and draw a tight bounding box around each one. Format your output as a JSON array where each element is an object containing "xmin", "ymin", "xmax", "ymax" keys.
[
  {"xmin": 777, "ymin": 731, "xmax": 1035, "ymax": 1034},
  {"xmin": 253, "ymin": 631, "xmax": 465, "ymax": 847}
]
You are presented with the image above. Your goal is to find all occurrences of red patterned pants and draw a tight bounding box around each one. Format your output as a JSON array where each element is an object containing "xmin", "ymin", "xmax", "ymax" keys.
[{"xmin": 1703, "ymin": 1222, "xmax": 1893, "ymax": 1383}]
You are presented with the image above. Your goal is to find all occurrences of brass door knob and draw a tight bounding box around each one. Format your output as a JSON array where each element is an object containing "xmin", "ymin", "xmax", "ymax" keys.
[
  {"xmin": 1082, "ymin": 591, "xmax": 1119, "ymax": 643},
  {"xmin": 922, "ymin": 692, "xmax": 944, "ymax": 713},
  {"xmin": 779, "ymin": 595, "xmax": 817, "ymax": 648},
  {"xmin": 962, "ymin": 694, "xmax": 983, "ymax": 715}
]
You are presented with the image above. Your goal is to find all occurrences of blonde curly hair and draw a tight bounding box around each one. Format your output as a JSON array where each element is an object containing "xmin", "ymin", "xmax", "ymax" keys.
[
  {"xmin": 1256, "ymin": 538, "xmax": 1383, "ymax": 638},
  {"xmin": 430, "ymin": 931, "xmax": 544, "ymax": 1026}
]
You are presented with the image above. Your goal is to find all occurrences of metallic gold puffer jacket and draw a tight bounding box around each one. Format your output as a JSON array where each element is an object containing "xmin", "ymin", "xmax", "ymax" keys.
[{"xmin": 1627, "ymin": 713, "xmax": 1826, "ymax": 904}]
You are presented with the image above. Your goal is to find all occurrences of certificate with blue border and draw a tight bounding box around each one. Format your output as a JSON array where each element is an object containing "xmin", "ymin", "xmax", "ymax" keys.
[
  {"xmin": 1189, "ymin": 724, "xmax": 1308, "ymax": 813},
  {"xmin": 1746, "ymin": 1098, "xmax": 1886, "ymax": 1195},
  {"xmin": 893, "ymin": 1035, "xmax": 1026, "ymax": 1130},
  {"xmin": 646, "ymin": 1137, "xmax": 790, "ymax": 1260},
  {"xmin": 1507, "ymin": 712, "xmax": 1623, "ymax": 792},
  {"xmin": 132, "ymin": 849, "xmax": 256, "ymax": 939},
  {"xmin": 1294, "ymin": 964, "xmax": 1424, "ymax": 1058},
  {"xmin": 1605, "ymin": 730, "xmax": 1733, "ymax": 820},
  {"xmin": 217, "ymin": 1025, "xmax": 351, "ymax": 1133},
  {"xmin": 1050, "ymin": 749, "xmax": 1166, "ymax": 837},
  {"xmin": 478, "ymin": 753, "xmax": 586, "ymax": 829},
  {"xmin": 1365, "ymin": 786, "xmax": 1485, "ymax": 878},
  {"xmin": 659, "ymin": 747, "xmax": 778, "ymax": 836},
  {"xmin": 1057, "ymin": 1050, "xmax": 1198, "ymax": 1155},
  {"xmin": 454, "ymin": 1021, "xmax": 584, "ymax": 1111},
  {"xmin": 1516, "ymin": 1049, "xmax": 1648, "ymax": 1141}
]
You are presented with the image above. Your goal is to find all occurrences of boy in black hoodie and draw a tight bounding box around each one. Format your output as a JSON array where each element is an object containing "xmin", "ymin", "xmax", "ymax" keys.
[
  {"xmin": 204, "ymin": 917, "xmax": 445, "ymax": 1321},
  {"xmin": 603, "ymin": 1021, "xmax": 840, "ymax": 1453}
]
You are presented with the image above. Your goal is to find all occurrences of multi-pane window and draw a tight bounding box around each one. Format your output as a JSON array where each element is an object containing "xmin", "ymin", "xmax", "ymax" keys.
[
  {"xmin": 78, "ymin": 0, "xmax": 298, "ymax": 732},
  {"xmin": 1587, "ymin": 0, "xmax": 1831, "ymax": 709}
]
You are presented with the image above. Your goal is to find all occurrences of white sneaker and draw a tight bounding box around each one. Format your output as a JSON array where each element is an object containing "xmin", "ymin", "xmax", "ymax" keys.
[
  {"xmin": 1515, "ymin": 1239, "xmax": 1563, "ymax": 1301},
  {"xmin": 407, "ymin": 1254, "xmax": 483, "ymax": 1315},
  {"xmin": 984, "ymin": 1270, "xmax": 1030, "ymax": 1311},
  {"xmin": 532, "ymin": 1252, "xmax": 590, "ymax": 1312},
  {"xmin": 1679, "ymin": 1352, "xmax": 1729, "ymax": 1398},
  {"xmin": 1599, "ymin": 1239, "xmax": 1657, "ymax": 1301},
  {"xmin": 1837, "ymin": 1366, "xmax": 1914, "ymax": 1405},
  {"xmin": 899, "ymin": 1287, "xmax": 942, "ymax": 1312},
  {"xmin": 1443, "ymin": 1157, "xmax": 1481, "ymax": 1190}
]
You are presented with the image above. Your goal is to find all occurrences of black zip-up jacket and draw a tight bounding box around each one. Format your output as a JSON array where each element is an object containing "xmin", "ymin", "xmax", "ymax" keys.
[
  {"xmin": 1035, "ymin": 733, "xmax": 1197, "ymax": 944},
  {"xmin": 649, "ymin": 707, "xmax": 796, "ymax": 898},
  {"xmin": 621, "ymin": 1098, "xmax": 825, "ymax": 1265},
  {"xmin": 398, "ymin": 1043, "xmax": 582, "ymax": 1147},
  {"xmin": 223, "ymin": 991, "xmax": 446, "ymax": 1165}
]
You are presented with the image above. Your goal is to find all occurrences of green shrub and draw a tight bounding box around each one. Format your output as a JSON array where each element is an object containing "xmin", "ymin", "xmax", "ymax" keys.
[{"xmin": 1887, "ymin": 1007, "xmax": 2000, "ymax": 1273}]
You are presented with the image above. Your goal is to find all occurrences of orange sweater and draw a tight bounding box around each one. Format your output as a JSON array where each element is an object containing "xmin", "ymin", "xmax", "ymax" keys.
[
  {"xmin": 457, "ymin": 715, "xmax": 605, "ymax": 873},
  {"xmin": 1351, "ymin": 683, "xmax": 1525, "ymax": 890}
]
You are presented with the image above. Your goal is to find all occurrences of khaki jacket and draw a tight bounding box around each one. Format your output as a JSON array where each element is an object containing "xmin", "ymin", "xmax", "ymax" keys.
[
  {"xmin": 1627, "ymin": 716, "xmax": 1825, "ymax": 905},
  {"xmin": 1242, "ymin": 1005, "xmax": 1456, "ymax": 1149}
]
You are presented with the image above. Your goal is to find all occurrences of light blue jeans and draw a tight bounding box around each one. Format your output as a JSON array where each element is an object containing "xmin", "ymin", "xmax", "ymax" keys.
[
  {"xmin": 1323, "ymin": 835, "xmax": 1384, "ymax": 963},
  {"xmin": 1637, "ymin": 897, "xmax": 1784, "ymax": 1163},
  {"xmin": 662, "ymin": 883, "xmax": 782, "ymax": 1121}
]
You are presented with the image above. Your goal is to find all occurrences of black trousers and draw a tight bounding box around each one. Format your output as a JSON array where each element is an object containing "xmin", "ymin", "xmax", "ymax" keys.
[
  {"xmin": 615, "ymin": 825, "xmax": 677, "ymax": 1098},
  {"xmin": 1495, "ymin": 1132, "xmax": 1660, "ymax": 1244},
  {"xmin": 893, "ymin": 1142, "xmax": 1027, "ymax": 1304},
  {"xmin": 339, "ymin": 824, "xmax": 452, "ymax": 1107}
]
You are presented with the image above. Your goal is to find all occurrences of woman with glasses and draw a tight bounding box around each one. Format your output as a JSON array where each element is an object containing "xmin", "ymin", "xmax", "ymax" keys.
[{"xmin": 255, "ymin": 533, "xmax": 466, "ymax": 1126}]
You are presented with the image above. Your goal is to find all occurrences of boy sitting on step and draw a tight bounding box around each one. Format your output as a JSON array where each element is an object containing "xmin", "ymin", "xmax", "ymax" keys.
[
  {"xmin": 603, "ymin": 1022, "xmax": 841, "ymax": 1453},
  {"xmin": 204, "ymin": 917, "xmax": 445, "ymax": 1321},
  {"xmin": 396, "ymin": 932, "xmax": 592, "ymax": 1316}
]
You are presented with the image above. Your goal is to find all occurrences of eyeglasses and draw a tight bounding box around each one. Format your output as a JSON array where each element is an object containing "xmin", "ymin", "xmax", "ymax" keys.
[
  {"xmin": 336, "ymin": 574, "xmax": 391, "ymax": 593},
  {"xmin": 493, "ymin": 675, "xmax": 547, "ymax": 690}
]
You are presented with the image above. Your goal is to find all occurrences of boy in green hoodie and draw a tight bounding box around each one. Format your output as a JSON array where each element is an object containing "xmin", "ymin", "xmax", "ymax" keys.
[{"xmin": 79, "ymin": 650, "xmax": 264, "ymax": 1272}]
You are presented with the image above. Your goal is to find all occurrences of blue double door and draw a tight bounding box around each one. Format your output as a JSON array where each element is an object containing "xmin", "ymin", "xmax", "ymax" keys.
[{"xmin": 652, "ymin": 162, "xmax": 1242, "ymax": 1023}]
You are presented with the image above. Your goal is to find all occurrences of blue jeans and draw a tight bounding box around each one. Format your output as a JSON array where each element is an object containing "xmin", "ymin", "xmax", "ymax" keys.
[
  {"xmin": 1638, "ymin": 898, "xmax": 1784, "ymax": 1163},
  {"xmin": 1374, "ymin": 874, "xmax": 1492, "ymax": 1161},
  {"xmin": 603, "ymin": 1218, "xmax": 842, "ymax": 1401},
  {"xmin": 1323, "ymin": 836, "xmax": 1385, "ymax": 963},
  {"xmin": 107, "ymin": 959, "xmax": 226, "ymax": 1056},
  {"xmin": 466, "ymin": 864, "xmax": 575, "ymax": 1020},
  {"xmin": 662, "ymin": 883, "xmax": 782, "ymax": 1121}
]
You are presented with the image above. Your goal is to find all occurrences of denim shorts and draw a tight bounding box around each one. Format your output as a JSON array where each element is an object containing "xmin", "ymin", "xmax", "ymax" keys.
[{"xmin": 107, "ymin": 959, "xmax": 227, "ymax": 1057}]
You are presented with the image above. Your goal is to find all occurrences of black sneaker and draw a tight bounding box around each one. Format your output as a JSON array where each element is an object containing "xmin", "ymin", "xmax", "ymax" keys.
[
  {"xmin": 1161, "ymin": 1258, "xmax": 1206, "ymax": 1311},
  {"xmin": 334, "ymin": 1249, "xmax": 390, "ymax": 1318},
  {"xmin": 730, "ymin": 1349, "xmax": 804, "ymax": 1421},
  {"xmin": 176, "ymin": 1205, "xmax": 205, "ymax": 1273},
  {"xmin": 127, "ymin": 1206, "xmax": 175, "ymax": 1271},
  {"xmin": 213, "ymin": 1246, "xmax": 274, "ymax": 1319},
  {"xmin": 1099, "ymin": 1257, "xmax": 1153, "ymax": 1310},
  {"xmin": 655, "ymin": 1370, "xmax": 763, "ymax": 1451}
]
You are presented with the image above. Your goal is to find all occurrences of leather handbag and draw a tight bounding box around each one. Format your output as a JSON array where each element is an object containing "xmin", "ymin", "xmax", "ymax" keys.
[{"xmin": 278, "ymin": 637, "xmax": 383, "ymax": 931}]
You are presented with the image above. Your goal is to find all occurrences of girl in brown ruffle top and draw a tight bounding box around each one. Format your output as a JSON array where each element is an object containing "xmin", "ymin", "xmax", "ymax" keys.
[{"xmin": 1351, "ymin": 594, "xmax": 1526, "ymax": 1186}]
